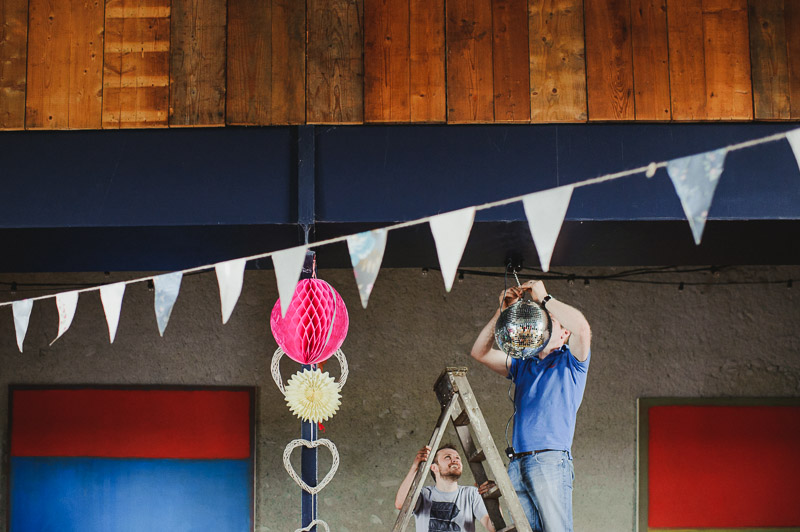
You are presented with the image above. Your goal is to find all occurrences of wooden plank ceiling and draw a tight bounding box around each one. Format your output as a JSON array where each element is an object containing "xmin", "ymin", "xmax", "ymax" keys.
[{"xmin": 1, "ymin": 0, "xmax": 800, "ymax": 130}]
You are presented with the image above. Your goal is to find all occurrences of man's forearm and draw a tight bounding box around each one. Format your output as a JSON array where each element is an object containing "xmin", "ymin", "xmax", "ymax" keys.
[
  {"xmin": 394, "ymin": 465, "xmax": 418, "ymax": 510},
  {"xmin": 470, "ymin": 309, "xmax": 501, "ymax": 362},
  {"xmin": 545, "ymin": 297, "xmax": 591, "ymax": 360}
]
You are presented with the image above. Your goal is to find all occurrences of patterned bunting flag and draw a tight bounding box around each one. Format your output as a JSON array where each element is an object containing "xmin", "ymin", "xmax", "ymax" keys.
[
  {"xmin": 100, "ymin": 282, "xmax": 126, "ymax": 343},
  {"xmin": 522, "ymin": 185, "xmax": 574, "ymax": 272},
  {"xmin": 215, "ymin": 258, "xmax": 247, "ymax": 324},
  {"xmin": 347, "ymin": 229, "xmax": 388, "ymax": 308},
  {"xmin": 787, "ymin": 128, "xmax": 800, "ymax": 172},
  {"xmin": 272, "ymin": 246, "xmax": 308, "ymax": 317},
  {"xmin": 50, "ymin": 291, "xmax": 79, "ymax": 346},
  {"xmin": 667, "ymin": 148, "xmax": 728, "ymax": 245},
  {"xmin": 429, "ymin": 207, "xmax": 475, "ymax": 292},
  {"xmin": 153, "ymin": 272, "xmax": 183, "ymax": 336},
  {"xmin": 12, "ymin": 299, "xmax": 33, "ymax": 353}
]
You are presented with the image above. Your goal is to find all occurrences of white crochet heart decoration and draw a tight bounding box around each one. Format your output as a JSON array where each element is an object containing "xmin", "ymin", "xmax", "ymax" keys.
[{"xmin": 283, "ymin": 438, "xmax": 339, "ymax": 495}]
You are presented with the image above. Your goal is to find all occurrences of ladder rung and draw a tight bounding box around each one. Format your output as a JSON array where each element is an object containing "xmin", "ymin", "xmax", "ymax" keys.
[
  {"xmin": 468, "ymin": 448, "xmax": 485, "ymax": 463},
  {"xmin": 482, "ymin": 483, "xmax": 501, "ymax": 499},
  {"xmin": 498, "ymin": 526, "xmax": 517, "ymax": 532},
  {"xmin": 453, "ymin": 410, "xmax": 470, "ymax": 426}
]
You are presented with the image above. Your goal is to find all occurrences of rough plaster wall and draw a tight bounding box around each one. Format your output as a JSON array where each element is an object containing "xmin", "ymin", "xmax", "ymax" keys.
[{"xmin": 1, "ymin": 266, "xmax": 799, "ymax": 532}]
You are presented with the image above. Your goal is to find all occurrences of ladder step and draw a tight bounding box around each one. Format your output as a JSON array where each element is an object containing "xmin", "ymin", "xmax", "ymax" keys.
[
  {"xmin": 453, "ymin": 410, "xmax": 470, "ymax": 426},
  {"xmin": 482, "ymin": 483, "xmax": 502, "ymax": 499},
  {"xmin": 498, "ymin": 526, "xmax": 517, "ymax": 532},
  {"xmin": 468, "ymin": 448, "xmax": 486, "ymax": 463}
]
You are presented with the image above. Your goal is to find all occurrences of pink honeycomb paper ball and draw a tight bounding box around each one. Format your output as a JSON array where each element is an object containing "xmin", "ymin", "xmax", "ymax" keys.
[{"xmin": 270, "ymin": 279, "xmax": 349, "ymax": 365}]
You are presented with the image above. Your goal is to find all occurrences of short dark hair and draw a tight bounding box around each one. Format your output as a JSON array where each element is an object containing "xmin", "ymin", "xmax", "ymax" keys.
[{"xmin": 430, "ymin": 443, "xmax": 459, "ymax": 481}]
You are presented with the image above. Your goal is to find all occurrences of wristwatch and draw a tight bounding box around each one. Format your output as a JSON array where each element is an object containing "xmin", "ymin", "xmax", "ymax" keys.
[{"xmin": 541, "ymin": 294, "xmax": 553, "ymax": 308}]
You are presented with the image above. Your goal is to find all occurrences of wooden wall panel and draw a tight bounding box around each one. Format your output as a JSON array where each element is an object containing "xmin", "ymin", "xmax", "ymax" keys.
[
  {"xmin": 26, "ymin": 0, "xmax": 69, "ymax": 129},
  {"xmin": 103, "ymin": 0, "xmax": 170, "ymax": 129},
  {"xmin": 702, "ymin": 0, "xmax": 752, "ymax": 120},
  {"xmin": 748, "ymin": 0, "xmax": 790, "ymax": 119},
  {"xmin": 68, "ymin": 0, "xmax": 104, "ymax": 128},
  {"xmin": 307, "ymin": 0, "xmax": 364, "ymax": 123},
  {"xmin": 446, "ymin": 0, "xmax": 494, "ymax": 122},
  {"xmin": 26, "ymin": 0, "xmax": 104, "ymax": 129},
  {"xmin": 667, "ymin": 0, "xmax": 707, "ymax": 120},
  {"xmin": 0, "ymin": 0, "xmax": 28, "ymax": 129},
  {"xmin": 364, "ymin": 0, "xmax": 410, "ymax": 122},
  {"xmin": 169, "ymin": 0, "xmax": 226, "ymax": 126},
  {"xmin": 492, "ymin": 0, "xmax": 530, "ymax": 122},
  {"xmin": 631, "ymin": 0, "xmax": 671, "ymax": 120},
  {"xmin": 585, "ymin": 0, "xmax": 634, "ymax": 120},
  {"xmin": 226, "ymin": 0, "xmax": 305, "ymax": 125},
  {"xmin": 9, "ymin": 0, "xmax": 800, "ymax": 130},
  {"xmin": 409, "ymin": 0, "xmax": 445, "ymax": 122},
  {"xmin": 226, "ymin": 0, "xmax": 271, "ymax": 125},
  {"xmin": 787, "ymin": 0, "xmax": 800, "ymax": 118},
  {"xmin": 270, "ymin": 0, "xmax": 305, "ymax": 123},
  {"xmin": 528, "ymin": 0, "xmax": 586, "ymax": 122}
]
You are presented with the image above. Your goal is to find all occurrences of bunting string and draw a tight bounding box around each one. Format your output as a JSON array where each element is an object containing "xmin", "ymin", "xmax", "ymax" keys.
[{"xmin": 2, "ymin": 128, "xmax": 799, "ymax": 347}]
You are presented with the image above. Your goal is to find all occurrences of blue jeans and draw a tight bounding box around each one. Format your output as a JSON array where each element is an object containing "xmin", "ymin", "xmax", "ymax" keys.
[{"xmin": 507, "ymin": 451, "xmax": 574, "ymax": 532}]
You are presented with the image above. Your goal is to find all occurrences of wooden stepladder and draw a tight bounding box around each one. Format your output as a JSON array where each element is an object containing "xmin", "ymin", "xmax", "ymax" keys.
[{"xmin": 392, "ymin": 367, "xmax": 532, "ymax": 532}]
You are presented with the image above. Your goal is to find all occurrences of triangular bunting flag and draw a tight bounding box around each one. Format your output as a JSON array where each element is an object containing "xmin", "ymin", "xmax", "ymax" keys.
[
  {"xmin": 100, "ymin": 282, "xmax": 126, "ymax": 343},
  {"xmin": 12, "ymin": 299, "xmax": 33, "ymax": 353},
  {"xmin": 50, "ymin": 291, "xmax": 79, "ymax": 346},
  {"xmin": 153, "ymin": 272, "xmax": 183, "ymax": 337},
  {"xmin": 522, "ymin": 185, "xmax": 574, "ymax": 272},
  {"xmin": 667, "ymin": 148, "xmax": 728, "ymax": 245},
  {"xmin": 272, "ymin": 246, "xmax": 308, "ymax": 317},
  {"xmin": 347, "ymin": 228, "xmax": 388, "ymax": 308},
  {"xmin": 429, "ymin": 207, "xmax": 475, "ymax": 292},
  {"xmin": 787, "ymin": 128, "xmax": 800, "ymax": 172},
  {"xmin": 215, "ymin": 258, "xmax": 247, "ymax": 324}
]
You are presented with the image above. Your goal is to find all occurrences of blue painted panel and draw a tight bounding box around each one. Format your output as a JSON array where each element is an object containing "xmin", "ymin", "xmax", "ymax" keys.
[
  {"xmin": 10, "ymin": 457, "xmax": 252, "ymax": 532},
  {"xmin": 315, "ymin": 124, "xmax": 800, "ymax": 222},
  {"xmin": 0, "ymin": 128, "xmax": 293, "ymax": 228}
]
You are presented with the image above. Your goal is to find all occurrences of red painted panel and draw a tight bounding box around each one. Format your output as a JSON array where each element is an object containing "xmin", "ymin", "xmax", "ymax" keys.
[
  {"xmin": 648, "ymin": 405, "xmax": 800, "ymax": 528},
  {"xmin": 11, "ymin": 389, "xmax": 251, "ymax": 459}
]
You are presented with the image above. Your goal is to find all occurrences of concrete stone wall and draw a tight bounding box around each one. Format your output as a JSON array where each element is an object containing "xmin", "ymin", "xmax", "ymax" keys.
[{"xmin": 1, "ymin": 266, "xmax": 799, "ymax": 531}]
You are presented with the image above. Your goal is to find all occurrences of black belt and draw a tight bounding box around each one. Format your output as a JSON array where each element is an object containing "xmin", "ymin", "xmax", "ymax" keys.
[{"xmin": 511, "ymin": 449, "xmax": 560, "ymax": 459}]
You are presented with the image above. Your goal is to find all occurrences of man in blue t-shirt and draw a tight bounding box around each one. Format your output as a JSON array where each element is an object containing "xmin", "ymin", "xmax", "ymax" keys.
[{"xmin": 470, "ymin": 280, "xmax": 592, "ymax": 532}]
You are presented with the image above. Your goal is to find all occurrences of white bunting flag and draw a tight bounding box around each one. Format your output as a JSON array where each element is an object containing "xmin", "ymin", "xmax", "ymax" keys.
[
  {"xmin": 347, "ymin": 228, "xmax": 388, "ymax": 308},
  {"xmin": 50, "ymin": 291, "xmax": 79, "ymax": 346},
  {"xmin": 215, "ymin": 258, "xmax": 247, "ymax": 324},
  {"xmin": 522, "ymin": 185, "xmax": 574, "ymax": 272},
  {"xmin": 12, "ymin": 299, "xmax": 33, "ymax": 353},
  {"xmin": 787, "ymin": 128, "xmax": 800, "ymax": 172},
  {"xmin": 272, "ymin": 246, "xmax": 308, "ymax": 317},
  {"xmin": 429, "ymin": 207, "xmax": 475, "ymax": 292},
  {"xmin": 667, "ymin": 148, "xmax": 728, "ymax": 245},
  {"xmin": 100, "ymin": 282, "xmax": 126, "ymax": 343},
  {"xmin": 153, "ymin": 272, "xmax": 183, "ymax": 336}
]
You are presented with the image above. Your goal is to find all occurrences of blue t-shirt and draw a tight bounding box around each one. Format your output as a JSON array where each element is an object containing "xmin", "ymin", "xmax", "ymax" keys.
[{"xmin": 507, "ymin": 345, "xmax": 590, "ymax": 454}]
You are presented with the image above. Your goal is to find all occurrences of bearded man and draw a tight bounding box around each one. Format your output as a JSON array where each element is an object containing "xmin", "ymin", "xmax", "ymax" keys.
[{"xmin": 395, "ymin": 444, "xmax": 496, "ymax": 532}]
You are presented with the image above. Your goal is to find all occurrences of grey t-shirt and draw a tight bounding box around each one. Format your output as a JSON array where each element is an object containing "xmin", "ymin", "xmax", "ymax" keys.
[{"xmin": 413, "ymin": 485, "xmax": 488, "ymax": 532}]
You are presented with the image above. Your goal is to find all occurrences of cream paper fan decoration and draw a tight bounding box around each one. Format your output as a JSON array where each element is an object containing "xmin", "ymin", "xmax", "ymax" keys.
[{"xmin": 285, "ymin": 369, "xmax": 341, "ymax": 423}]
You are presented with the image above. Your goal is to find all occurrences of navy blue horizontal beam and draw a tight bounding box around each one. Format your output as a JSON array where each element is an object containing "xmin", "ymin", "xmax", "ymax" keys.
[
  {"xmin": 0, "ymin": 128, "xmax": 294, "ymax": 228},
  {"xmin": 1, "ymin": 123, "xmax": 799, "ymax": 271},
  {"xmin": 315, "ymin": 123, "xmax": 800, "ymax": 222}
]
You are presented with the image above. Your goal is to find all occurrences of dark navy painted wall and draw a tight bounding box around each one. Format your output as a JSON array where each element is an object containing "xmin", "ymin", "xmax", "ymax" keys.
[
  {"xmin": 1, "ymin": 124, "xmax": 798, "ymax": 270},
  {"xmin": 315, "ymin": 124, "xmax": 800, "ymax": 222}
]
